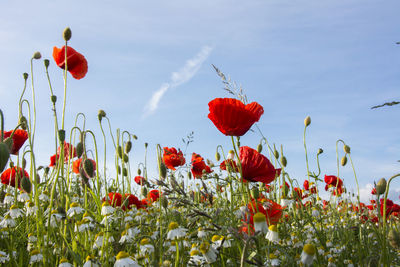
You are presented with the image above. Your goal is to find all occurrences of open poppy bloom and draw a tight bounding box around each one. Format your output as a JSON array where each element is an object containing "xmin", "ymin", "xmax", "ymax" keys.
[
  {"xmin": 1, "ymin": 167, "xmax": 29, "ymax": 188},
  {"xmin": 208, "ymin": 98, "xmax": 264, "ymax": 136},
  {"xmin": 191, "ymin": 153, "xmax": 212, "ymax": 178},
  {"xmin": 53, "ymin": 46, "xmax": 88, "ymax": 79},
  {"xmin": 163, "ymin": 147, "xmax": 185, "ymax": 170},
  {"xmin": 147, "ymin": 189, "xmax": 161, "ymax": 203},
  {"xmin": 324, "ymin": 175, "xmax": 344, "ymax": 195},
  {"xmin": 124, "ymin": 193, "xmax": 146, "ymax": 210},
  {"xmin": 49, "ymin": 142, "xmax": 77, "ymax": 167},
  {"xmin": 103, "ymin": 192, "xmax": 123, "ymax": 207},
  {"xmin": 134, "ymin": 176, "xmax": 145, "ymax": 185},
  {"xmin": 1, "ymin": 129, "xmax": 28, "ymax": 155},
  {"xmin": 72, "ymin": 158, "xmax": 96, "ymax": 177},
  {"xmin": 239, "ymin": 146, "xmax": 280, "ymax": 184},
  {"xmin": 246, "ymin": 199, "xmax": 283, "ymax": 227}
]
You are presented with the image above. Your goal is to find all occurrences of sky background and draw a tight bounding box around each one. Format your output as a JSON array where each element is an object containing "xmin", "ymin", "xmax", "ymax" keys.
[{"xmin": 0, "ymin": 0, "xmax": 399, "ymax": 203}]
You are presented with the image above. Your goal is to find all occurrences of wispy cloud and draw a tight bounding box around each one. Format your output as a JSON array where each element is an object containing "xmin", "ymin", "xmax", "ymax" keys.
[{"xmin": 143, "ymin": 45, "xmax": 213, "ymax": 117}]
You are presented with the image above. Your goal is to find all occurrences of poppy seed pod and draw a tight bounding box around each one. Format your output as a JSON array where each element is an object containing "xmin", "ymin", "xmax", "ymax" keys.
[
  {"xmin": 341, "ymin": 156, "xmax": 347, "ymax": 166},
  {"xmin": 0, "ymin": 142, "xmax": 10, "ymax": 172},
  {"xmin": 33, "ymin": 52, "xmax": 42, "ymax": 60},
  {"xmin": 44, "ymin": 59, "xmax": 50, "ymax": 68},
  {"xmin": 257, "ymin": 143, "xmax": 263, "ymax": 153},
  {"xmin": 376, "ymin": 178, "xmax": 387, "ymax": 195},
  {"xmin": 21, "ymin": 176, "xmax": 31, "ymax": 193},
  {"xmin": 124, "ymin": 141, "xmax": 132, "ymax": 154},
  {"xmin": 304, "ymin": 116, "xmax": 311, "ymax": 127},
  {"xmin": 76, "ymin": 142, "xmax": 84, "ymax": 158},
  {"xmin": 343, "ymin": 145, "xmax": 351, "ymax": 154},
  {"xmin": 215, "ymin": 152, "xmax": 221, "ymax": 161},
  {"xmin": 63, "ymin": 27, "xmax": 72, "ymax": 41},
  {"xmin": 23, "ymin": 73, "xmax": 28, "ymax": 80}
]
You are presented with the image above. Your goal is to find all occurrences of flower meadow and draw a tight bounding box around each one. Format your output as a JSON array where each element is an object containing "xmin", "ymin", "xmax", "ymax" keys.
[{"xmin": 1, "ymin": 28, "xmax": 400, "ymax": 267}]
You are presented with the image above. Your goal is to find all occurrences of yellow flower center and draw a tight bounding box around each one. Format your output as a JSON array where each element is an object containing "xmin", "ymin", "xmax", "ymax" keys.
[
  {"xmin": 85, "ymin": 255, "xmax": 95, "ymax": 261},
  {"xmin": 190, "ymin": 249, "xmax": 200, "ymax": 256},
  {"xmin": 141, "ymin": 238, "xmax": 150, "ymax": 245},
  {"xmin": 253, "ymin": 212, "xmax": 266, "ymax": 223},
  {"xmin": 30, "ymin": 249, "xmax": 40, "ymax": 256},
  {"xmin": 116, "ymin": 251, "xmax": 130, "ymax": 260},
  {"xmin": 269, "ymin": 253, "xmax": 277, "ymax": 259},
  {"xmin": 168, "ymin": 222, "xmax": 179, "ymax": 230},
  {"xmin": 102, "ymin": 202, "xmax": 110, "ymax": 207},
  {"xmin": 199, "ymin": 242, "xmax": 210, "ymax": 254},
  {"xmin": 303, "ymin": 244, "xmax": 316, "ymax": 255},
  {"xmin": 211, "ymin": 235, "xmax": 220, "ymax": 243},
  {"xmin": 70, "ymin": 202, "xmax": 79, "ymax": 208},
  {"xmin": 59, "ymin": 258, "xmax": 68, "ymax": 263},
  {"xmin": 268, "ymin": 225, "xmax": 278, "ymax": 232}
]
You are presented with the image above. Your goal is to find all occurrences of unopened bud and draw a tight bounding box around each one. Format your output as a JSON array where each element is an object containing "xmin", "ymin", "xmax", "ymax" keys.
[
  {"xmin": 215, "ymin": 152, "xmax": 221, "ymax": 161},
  {"xmin": 58, "ymin": 130, "xmax": 65, "ymax": 143},
  {"xmin": 341, "ymin": 156, "xmax": 347, "ymax": 166},
  {"xmin": 76, "ymin": 142, "xmax": 84, "ymax": 158},
  {"xmin": 281, "ymin": 156, "xmax": 287, "ymax": 167},
  {"xmin": 124, "ymin": 141, "xmax": 132, "ymax": 154},
  {"xmin": 21, "ymin": 176, "xmax": 31, "ymax": 193},
  {"xmin": 145, "ymin": 142, "xmax": 148, "ymax": 148},
  {"xmin": 317, "ymin": 148, "xmax": 323, "ymax": 155},
  {"xmin": 19, "ymin": 116, "xmax": 28, "ymax": 130},
  {"xmin": 117, "ymin": 146, "xmax": 123, "ymax": 158},
  {"xmin": 376, "ymin": 178, "xmax": 387, "ymax": 195},
  {"xmin": 343, "ymin": 145, "xmax": 351, "ymax": 154},
  {"xmin": 44, "ymin": 59, "xmax": 50, "ymax": 68},
  {"xmin": 187, "ymin": 171, "xmax": 192, "ymax": 179},
  {"xmin": 22, "ymin": 157, "xmax": 27, "ymax": 170},
  {"xmin": 23, "ymin": 73, "xmax": 28, "ymax": 80},
  {"xmin": 141, "ymin": 187, "xmax": 148, "ymax": 197},
  {"xmin": 0, "ymin": 143, "xmax": 10, "ymax": 172},
  {"xmin": 122, "ymin": 167, "xmax": 128, "ymax": 177},
  {"xmin": 117, "ymin": 165, "xmax": 121, "ymax": 174},
  {"xmin": 123, "ymin": 154, "xmax": 129, "ymax": 163},
  {"xmin": 137, "ymin": 169, "xmax": 141, "ymax": 175},
  {"xmin": 51, "ymin": 95, "xmax": 57, "ymax": 103},
  {"xmin": 257, "ymin": 143, "xmax": 263, "ymax": 153},
  {"xmin": 273, "ymin": 148, "xmax": 279, "ymax": 159},
  {"xmin": 304, "ymin": 116, "xmax": 311, "ymax": 127},
  {"xmin": 160, "ymin": 162, "xmax": 167, "ymax": 179},
  {"xmin": 98, "ymin": 110, "xmax": 106, "ymax": 121},
  {"xmin": 132, "ymin": 135, "xmax": 138, "ymax": 140},
  {"xmin": 33, "ymin": 52, "xmax": 41, "ymax": 60},
  {"xmin": 83, "ymin": 159, "xmax": 94, "ymax": 178},
  {"xmin": 63, "ymin": 27, "xmax": 72, "ymax": 41}
]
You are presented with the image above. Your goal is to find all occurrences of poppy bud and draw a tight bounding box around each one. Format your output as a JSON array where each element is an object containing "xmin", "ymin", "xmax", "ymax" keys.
[
  {"xmin": 44, "ymin": 59, "xmax": 50, "ymax": 68},
  {"xmin": 251, "ymin": 187, "xmax": 259, "ymax": 199},
  {"xmin": 23, "ymin": 73, "xmax": 28, "ymax": 80},
  {"xmin": 19, "ymin": 116, "xmax": 28, "ymax": 130},
  {"xmin": 122, "ymin": 167, "xmax": 128, "ymax": 177},
  {"xmin": 215, "ymin": 152, "xmax": 221, "ymax": 161},
  {"xmin": 160, "ymin": 162, "xmax": 167, "ymax": 179},
  {"xmin": 58, "ymin": 130, "xmax": 65, "ymax": 143},
  {"xmin": 0, "ymin": 142, "xmax": 10, "ymax": 172},
  {"xmin": 304, "ymin": 116, "xmax": 311, "ymax": 127},
  {"xmin": 137, "ymin": 169, "xmax": 142, "ymax": 175},
  {"xmin": 35, "ymin": 173, "xmax": 40, "ymax": 184},
  {"xmin": 317, "ymin": 148, "xmax": 323, "ymax": 155},
  {"xmin": 33, "ymin": 52, "xmax": 41, "ymax": 60},
  {"xmin": 273, "ymin": 149, "xmax": 279, "ymax": 160},
  {"xmin": 22, "ymin": 157, "xmax": 27, "ymax": 170},
  {"xmin": 132, "ymin": 135, "xmax": 138, "ymax": 140},
  {"xmin": 98, "ymin": 110, "xmax": 106, "ymax": 121},
  {"xmin": 187, "ymin": 171, "xmax": 192, "ymax": 179},
  {"xmin": 123, "ymin": 154, "xmax": 129, "ymax": 163},
  {"xmin": 257, "ymin": 143, "xmax": 263, "ymax": 153},
  {"xmin": 281, "ymin": 156, "xmax": 287, "ymax": 167},
  {"xmin": 51, "ymin": 95, "xmax": 57, "ymax": 104},
  {"xmin": 125, "ymin": 141, "xmax": 132, "ymax": 153},
  {"xmin": 388, "ymin": 229, "xmax": 400, "ymax": 250},
  {"xmin": 376, "ymin": 178, "xmax": 387, "ymax": 195},
  {"xmin": 63, "ymin": 27, "xmax": 72, "ymax": 41},
  {"xmin": 21, "ymin": 176, "xmax": 31, "ymax": 193},
  {"xmin": 117, "ymin": 146, "xmax": 123, "ymax": 158},
  {"xmin": 83, "ymin": 158, "xmax": 94, "ymax": 178},
  {"xmin": 117, "ymin": 165, "xmax": 121, "ymax": 174},
  {"xmin": 343, "ymin": 145, "xmax": 351, "ymax": 154},
  {"xmin": 341, "ymin": 156, "xmax": 347, "ymax": 166},
  {"xmin": 76, "ymin": 142, "xmax": 84, "ymax": 158}
]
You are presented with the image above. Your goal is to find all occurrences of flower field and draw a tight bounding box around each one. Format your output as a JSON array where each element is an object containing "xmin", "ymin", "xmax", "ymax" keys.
[{"xmin": 1, "ymin": 28, "xmax": 400, "ymax": 267}]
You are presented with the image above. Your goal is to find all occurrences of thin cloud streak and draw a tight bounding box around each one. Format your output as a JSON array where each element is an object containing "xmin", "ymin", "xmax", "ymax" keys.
[{"xmin": 143, "ymin": 45, "xmax": 213, "ymax": 117}]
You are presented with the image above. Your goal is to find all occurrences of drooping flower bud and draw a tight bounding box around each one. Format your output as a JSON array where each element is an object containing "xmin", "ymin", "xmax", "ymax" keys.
[
  {"xmin": 317, "ymin": 148, "xmax": 323, "ymax": 155},
  {"xmin": 137, "ymin": 168, "xmax": 142, "ymax": 175},
  {"xmin": 117, "ymin": 146, "xmax": 123, "ymax": 158},
  {"xmin": 341, "ymin": 156, "xmax": 347, "ymax": 166},
  {"xmin": 123, "ymin": 154, "xmax": 129, "ymax": 163},
  {"xmin": 23, "ymin": 73, "xmax": 28, "ymax": 80},
  {"xmin": 376, "ymin": 178, "xmax": 387, "ymax": 195},
  {"xmin": 124, "ymin": 141, "xmax": 132, "ymax": 153},
  {"xmin": 122, "ymin": 167, "xmax": 128, "ymax": 177},
  {"xmin": 215, "ymin": 151, "xmax": 221, "ymax": 161},
  {"xmin": 281, "ymin": 156, "xmax": 287, "ymax": 167},
  {"xmin": 343, "ymin": 145, "xmax": 351, "ymax": 154},
  {"xmin": 0, "ymin": 142, "xmax": 10, "ymax": 172},
  {"xmin": 273, "ymin": 148, "xmax": 279, "ymax": 159},
  {"xmin": 63, "ymin": 27, "xmax": 72, "ymax": 41},
  {"xmin": 22, "ymin": 157, "xmax": 27, "ymax": 170},
  {"xmin": 304, "ymin": 116, "xmax": 311, "ymax": 127},
  {"xmin": 19, "ymin": 116, "xmax": 28, "ymax": 130},
  {"xmin": 83, "ymin": 158, "xmax": 95, "ymax": 178},
  {"xmin": 98, "ymin": 110, "xmax": 106, "ymax": 121},
  {"xmin": 32, "ymin": 52, "xmax": 41, "ymax": 60},
  {"xmin": 76, "ymin": 142, "xmax": 84, "ymax": 158},
  {"xmin": 257, "ymin": 143, "xmax": 263, "ymax": 153},
  {"xmin": 160, "ymin": 162, "xmax": 167, "ymax": 179},
  {"xmin": 21, "ymin": 176, "xmax": 31, "ymax": 193}
]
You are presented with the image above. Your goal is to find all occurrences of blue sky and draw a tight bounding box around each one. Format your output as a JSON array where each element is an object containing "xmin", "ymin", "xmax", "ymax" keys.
[{"xmin": 0, "ymin": 0, "xmax": 399, "ymax": 202}]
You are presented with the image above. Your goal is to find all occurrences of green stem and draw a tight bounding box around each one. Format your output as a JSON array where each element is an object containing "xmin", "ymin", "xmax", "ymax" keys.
[{"xmin": 61, "ymin": 41, "xmax": 68, "ymax": 130}]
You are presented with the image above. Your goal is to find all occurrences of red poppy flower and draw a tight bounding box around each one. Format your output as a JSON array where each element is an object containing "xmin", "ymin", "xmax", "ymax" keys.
[
  {"xmin": 220, "ymin": 159, "xmax": 239, "ymax": 172},
  {"xmin": 134, "ymin": 176, "xmax": 145, "ymax": 185},
  {"xmin": 1, "ymin": 167, "xmax": 29, "ymax": 188},
  {"xmin": 49, "ymin": 142, "xmax": 77, "ymax": 167},
  {"xmin": 191, "ymin": 153, "xmax": 212, "ymax": 178},
  {"xmin": 163, "ymin": 147, "xmax": 185, "ymax": 170},
  {"xmin": 239, "ymin": 146, "xmax": 280, "ymax": 184},
  {"xmin": 147, "ymin": 189, "xmax": 161, "ymax": 202},
  {"xmin": 246, "ymin": 199, "xmax": 283, "ymax": 226},
  {"xmin": 380, "ymin": 199, "xmax": 400, "ymax": 217},
  {"xmin": 103, "ymin": 192, "xmax": 123, "ymax": 207},
  {"xmin": 324, "ymin": 175, "xmax": 344, "ymax": 195},
  {"xmin": 72, "ymin": 158, "xmax": 96, "ymax": 176},
  {"xmin": 371, "ymin": 188, "xmax": 377, "ymax": 195},
  {"xmin": 303, "ymin": 180, "xmax": 310, "ymax": 191},
  {"xmin": 123, "ymin": 193, "xmax": 145, "ymax": 210},
  {"xmin": 53, "ymin": 46, "xmax": 88, "ymax": 80},
  {"xmin": 1, "ymin": 129, "xmax": 28, "ymax": 155},
  {"xmin": 293, "ymin": 187, "xmax": 303, "ymax": 199},
  {"xmin": 208, "ymin": 98, "xmax": 264, "ymax": 136}
]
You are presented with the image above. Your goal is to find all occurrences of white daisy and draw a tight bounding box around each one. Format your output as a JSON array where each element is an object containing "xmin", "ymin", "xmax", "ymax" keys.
[
  {"xmin": 114, "ymin": 251, "xmax": 141, "ymax": 267},
  {"xmin": 166, "ymin": 222, "xmax": 187, "ymax": 240},
  {"xmin": 29, "ymin": 249, "xmax": 43, "ymax": 264},
  {"xmin": 67, "ymin": 202, "xmax": 84, "ymax": 217},
  {"xmin": 101, "ymin": 202, "xmax": 115, "ymax": 216},
  {"xmin": 17, "ymin": 192, "xmax": 30, "ymax": 202},
  {"xmin": 266, "ymin": 225, "xmax": 280, "ymax": 243},
  {"xmin": 300, "ymin": 244, "xmax": 316, "ymax": 266}
]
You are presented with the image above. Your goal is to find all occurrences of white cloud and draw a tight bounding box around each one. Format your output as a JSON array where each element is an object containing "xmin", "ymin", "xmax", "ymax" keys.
[{"xmin": 143, "ymin": 45, "xmax": 213, "ymax": 117}]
